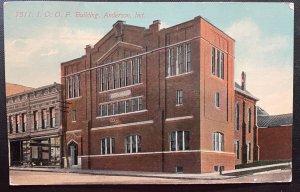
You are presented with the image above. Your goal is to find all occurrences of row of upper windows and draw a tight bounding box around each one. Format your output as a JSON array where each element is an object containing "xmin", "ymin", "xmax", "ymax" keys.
[
  {"xmin": 211, "ymin": 47, "xmax": 224, "ymax": 79},
  {"xmin": 8, "ymin": 108, "xmax": 56, "ymax": 134},
  {"xmin": 166, "ymin": 43, "xmax": 191, "ymax": 77},
  {"xmin": 98, "ymin": 57, "xmax": 142, "ymax": 92},
  {"xmin": 235, "ymin": 103, "xmax": 252, "ymax": 132},
  {"xmin": 97, "ymin": 97, "xmax": 143, "ymax": 117},
  {"xmin": 99, "ymin": 131, "xmax": 224, "ymax": 155},
  {"xmin": 234, "ymin": 140, "xmax": 252, "ymax": 161}
]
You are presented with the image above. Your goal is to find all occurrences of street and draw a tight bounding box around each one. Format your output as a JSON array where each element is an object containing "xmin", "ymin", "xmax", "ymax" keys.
[{"xmin": 10, "ymin": 169, "xmax": 291, "ymax": 185}]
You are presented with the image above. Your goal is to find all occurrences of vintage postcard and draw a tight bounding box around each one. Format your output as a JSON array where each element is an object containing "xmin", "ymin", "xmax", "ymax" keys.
[{"xmin": 4, "ymin": 1, "xmax": 293, "ymax": 185}]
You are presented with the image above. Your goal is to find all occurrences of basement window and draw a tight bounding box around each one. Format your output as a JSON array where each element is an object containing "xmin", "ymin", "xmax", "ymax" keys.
[{"xmin": 176, "ymin": 166, "xmax": 183, "ymax": 173}]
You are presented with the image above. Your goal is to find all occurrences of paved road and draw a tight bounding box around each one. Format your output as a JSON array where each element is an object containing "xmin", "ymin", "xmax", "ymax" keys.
[{"xmin": 10, "ymin": 169, "xmax": 291, "ymax": 185}]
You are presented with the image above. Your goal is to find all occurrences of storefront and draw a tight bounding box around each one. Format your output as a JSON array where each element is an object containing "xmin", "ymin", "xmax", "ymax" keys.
[{"xmin": 10, "ymin": 136, "xmax": 61, "ymax": 167}]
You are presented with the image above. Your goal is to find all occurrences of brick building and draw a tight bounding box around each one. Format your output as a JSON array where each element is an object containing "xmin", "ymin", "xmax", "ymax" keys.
[
  {"xmin": 234, "ymin": 73, "xmax": 259, "ymax": 166},
  {"xmin": 7, "ymin": 83, "xmax": 63, "ymax": 167},
  {"xmin": 61, "ymin": 16, "xmax": 236, "ymax": 173},
  {"xmin": 257, "ymin": 109, "xmax": 292, "ymax": 161}
]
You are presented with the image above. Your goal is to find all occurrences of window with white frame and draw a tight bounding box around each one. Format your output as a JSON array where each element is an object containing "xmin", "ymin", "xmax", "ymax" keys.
[
  {"xmin": 235, "ymin": 102, "xmax": 239, "ymax": 130},
  {"xmin": 176, "ymin": 90, "xmax": 183, "ymax": 105},
  {"xmin": 211, "ymin": 47, "xmax": 215, "ymax": 75},
  {"xmin": 125, "ymin": 135, "xmax": 141, "ymax": 153},
  {"xmin": 177, "ymin": 45, "xmax": 183, "ymax": 74},
  {"xmin": 215, "ymin": 92, "xmax": 220, "ymax": 108},
  {"xmin": 216, "ymin": 50, "xmax": 220, "ymax": 77},
  {"xmin": 248, "ymin": 107, "xmax": 251, "ymax": 133},
  {"xmin": 247, "ymin": 142, "xmax": 251, "ymax": 161},
  {"xmin": 235, "ymin": 140, "xmax": 240, "ymax": 160},
  {"xmin": 213, "ymin": 132, "xmax": 224, "ymax": 151},
  {"xmin": 167, "ymin": 48, "xmax": 174, "ymax": 76},
  {"xmin": 98, "ymin": 57, "xmax": 142, "ymax": 92},
  {"xmin": 66, "ymin": 74, "xmax": 80, "ymax": 99},
  {"xmin": 98, "ymin": 97, "xmax": 143, "ymax": 117},
  {"xmin": 185, "ymin": 43, "xmax": 191, "ymax": 72},
  {"xmin": 211, "ymin": 47, "xmax": 224, "ymax": 79},
  {"xmin": 170, "ymin": 130, "xmax": 190, "ymax": 151},
  {"xmin": 100, "ymin": 137, "xmax": 115, "ymax": 155},
  {"xmin": 220, "ymin": 53, "xmax": 224, "ymax": 79}
]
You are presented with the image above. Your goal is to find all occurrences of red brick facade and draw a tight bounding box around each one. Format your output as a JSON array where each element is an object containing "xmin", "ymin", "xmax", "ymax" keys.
[
  {"xmin": 257, "ymin": 126, "xmax": 292, "ymax": 161},
  {"xmin": 61, "ymin": 16, "xmax": 235, "ymax": 173},
  {"xmin": 234, "ymin": 87, "xmax": 258, "ymax": 166}
]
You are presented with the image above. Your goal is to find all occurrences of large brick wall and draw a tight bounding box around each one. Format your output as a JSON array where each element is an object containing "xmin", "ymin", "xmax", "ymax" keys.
[{"xmin": 258, "ymin": 126, "xmax": 292, "ymax": 161}]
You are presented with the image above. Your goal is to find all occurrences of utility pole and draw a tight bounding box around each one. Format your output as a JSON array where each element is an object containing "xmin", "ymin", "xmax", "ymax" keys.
[{"xmin": 61, "ymin": 100, "xmax": 71, "ymax": 169}]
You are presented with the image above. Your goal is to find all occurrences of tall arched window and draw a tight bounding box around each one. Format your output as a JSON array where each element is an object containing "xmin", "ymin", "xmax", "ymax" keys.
[{"xmin": 235, "ymin": 102, "xmax": 239, "ymax": 130}]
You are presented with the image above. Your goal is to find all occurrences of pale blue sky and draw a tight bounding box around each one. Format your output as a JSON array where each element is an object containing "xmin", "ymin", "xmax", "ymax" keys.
[{"xmin": 4, "ymin": 2, "xmax": 293, "ymax": 115}]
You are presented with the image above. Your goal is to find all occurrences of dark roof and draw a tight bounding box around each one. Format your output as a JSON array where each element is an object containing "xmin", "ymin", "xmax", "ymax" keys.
[
  {"xmin": 257, "ymin": 113, "xmax": 293, "ymax": 128},
  {"xmin": 257, "ymin": 106, "xmax": 269, "ymax": 116},
  {"xmin": 234, "ymin": 82, "xmax": 259, "ymax": 101}
]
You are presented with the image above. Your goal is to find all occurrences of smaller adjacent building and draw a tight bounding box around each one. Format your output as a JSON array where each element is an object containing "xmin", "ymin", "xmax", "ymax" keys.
[
  {"xmin": 7, "ymin": 83, "xmax": 63, "ymax": 167},
  {"xmin": 257, "ymin": 108, "xmax": 292, "ymax": 161},
  {"xmin": 234, "ymin": 72, "xmax": 259, "ymax": 166}
]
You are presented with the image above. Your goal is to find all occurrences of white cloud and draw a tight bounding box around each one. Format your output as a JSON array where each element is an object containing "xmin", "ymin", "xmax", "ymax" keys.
[
  {"xmin": 160, "ymin": 21, "xmax": 170, "ymax": 29},
  {"xmin": 226, "ymin": 18, "xmax": 293, "ymax": 115},
  {"xmin": 40, "ymin": 49, "xmax": 59, "ymax": 56}
]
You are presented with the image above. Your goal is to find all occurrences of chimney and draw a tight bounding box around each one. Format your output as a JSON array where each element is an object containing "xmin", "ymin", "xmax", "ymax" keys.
[
  {"xmin": 85, "ymin": 44, "xmax": 92, "ymax": 54},
  {"xmin": 113, "ymin": 20, "xmax": 125, "ymax": 38},
  {"xmin": 241, "ymin": 71, "xmax": 246, "ymax": 90},
  {"xmin": 149, "ymin": 20, "xmax": 160, "ymax": 32}
]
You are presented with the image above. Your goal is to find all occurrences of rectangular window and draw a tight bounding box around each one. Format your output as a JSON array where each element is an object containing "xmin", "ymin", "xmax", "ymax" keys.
[
  {"xmin": 176, "ymin": 90, "xmax": 183, "ymax": 105},
  {"xmin": 112, "ymin": 65, "xmax": 116, "ymax": 89},
  {"xmin": 119, "ymin": 63, "xmax": 123, "ymax": 87},
  {"xmin": 215, "ymin": 92, "xmax": 220, "ymax": 108},
  {"xmin": 100, "ymin": 68, "xmax": 104, "ymax": 91},
  {"xmin": 248, "ymin": 107, "xmax": 252, "ymax": 133},
  {"xmin": 100, "ymin": 137, "xmax": 115, "ymax": 155},
  {"xmin": 137, "ymin": 58, "xmax": 141, "ymax": 83},
  {"xmin": 33, "ymin": 111, "xmax": 38, "ymax": 130},
  {"xmin": 130, "ymin": 60, "xmax": 133, "ymax": 85},
  {"xmin": 216, "ymin": 50, "xmax": 220, "ymax": 77},
  {"xmin": 220, "ymin": 53, "xmax": 224, "ymax": 79},
  {"xmin": 170, "ymin": 131, "xmax": 190, "ymax": 151},
  {"xmin": 9, "ymin": 116, "xmax": 13, "ymax": 134},
  {"xmin": 72, "ymin": 110, "xmax": 77, "ymax": 122},
  {"xmin": 185, "ymin": 43, "xmax": 191, "ymax": 72},
  {"xmin": 125, "ymin": 135, "xmax": 141, "ymax": 153},
  {"xmin": 235, "ymin": 103, "xmax": 240, "ymax": 130},
  {"xmin": 50, "ymin": 108, "xmax": 55, "ymax": 128},
  {"xmin": 41, "ymin": 110, "xmax": 47, "ymax": 129},
  {"xmin": 177, "ymin": 45, "xmax": 183, "ymax": 74},
  {"xmin": 213, "ymin": 132, "xmax": 224, "ymax": 151},
  {"xmin": 15, "ymin": 114, "xmax": 19, "ymax": 133},
  {"xmin": 125, "ymin": 100, "xmax": 130, "ymax": 113},
  {"xmin": 247, "ymin": 142, "xmax": 251, "ymax": 161},
  {"xmin": 211, "ymin": 47, "xmax": 215, "ymax": 75},
  {"xmin": 235, "ymin": 140, "xmax": 240, "ymax": 160},
  {"xmin": 124, "ymin": 62, "xmax": 128, "ymax": 86},
  {"xmin": 167, "ymin": 48, "xmax": 174, "ymax": 76},
  {"xmin": 138, "ymin": 97, "xmax": 142, "ymax": 111},
  {"xmin": 118, "ymin": 101, "xmax": 123, "ymax": 114},
  {"xmin": 67, "ymin": 75, "xmax": 80, "ymax": 98},
  {"xmin": 21, "ymin": 113, "xmax": 26, "ymax": 132},
  {"xmin": 131, "ymin": 98, "xmax": 137, "ymax": 112}
]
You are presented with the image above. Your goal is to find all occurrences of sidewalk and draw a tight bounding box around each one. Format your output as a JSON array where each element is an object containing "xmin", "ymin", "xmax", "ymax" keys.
[{"xmin": 10, "ymin": 162, "xmax": 291, "ymax": 181}]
